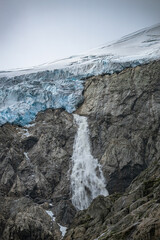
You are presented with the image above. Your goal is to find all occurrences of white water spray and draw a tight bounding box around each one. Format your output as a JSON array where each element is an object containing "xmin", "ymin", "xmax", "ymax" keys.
[{"xmin": 71, "ymin": 114, "xmax": 108, "ymax": 210}]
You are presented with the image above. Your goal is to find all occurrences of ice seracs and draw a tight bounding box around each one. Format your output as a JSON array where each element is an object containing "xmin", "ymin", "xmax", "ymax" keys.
[{"xmin": 0, "ymin": 24, "xmax": 160, "ymax": 126}]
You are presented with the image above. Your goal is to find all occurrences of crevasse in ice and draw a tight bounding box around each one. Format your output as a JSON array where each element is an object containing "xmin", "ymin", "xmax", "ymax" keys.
[{"xmin": 0, "ymin": 23, "xmax": 160, "ymax": 126}]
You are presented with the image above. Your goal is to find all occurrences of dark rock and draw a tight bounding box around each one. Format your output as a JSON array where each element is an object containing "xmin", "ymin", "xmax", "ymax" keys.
[
  {"xmin": 22, "ymin": 136, "xmax": 38, "ymax": 151},
  {"xmin": 0, "ymin": 197, "xmax": 61, "ymax": 240}
]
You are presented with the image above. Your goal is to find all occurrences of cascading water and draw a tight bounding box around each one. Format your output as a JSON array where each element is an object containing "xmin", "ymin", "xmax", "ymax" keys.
[{"xmin": 71, "ymin": 114, "xmax": 108, "ymax": 210}]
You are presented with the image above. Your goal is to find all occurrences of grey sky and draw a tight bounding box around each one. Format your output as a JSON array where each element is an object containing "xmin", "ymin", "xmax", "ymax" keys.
[{"xmin": 0, "ymin": 0, "xmax": 160, "ymax": 70}]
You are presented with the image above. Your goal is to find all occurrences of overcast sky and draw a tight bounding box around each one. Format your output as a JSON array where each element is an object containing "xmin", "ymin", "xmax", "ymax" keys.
[{"xmin": 0, "ymin": 0, "xmax": 160, "ymax": 70}]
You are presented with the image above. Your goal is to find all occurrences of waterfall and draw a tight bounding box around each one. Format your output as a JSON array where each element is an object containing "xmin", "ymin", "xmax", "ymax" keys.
[{"xmin": 71, "ymin": 114, "xmax": 108, "ymax": 210}]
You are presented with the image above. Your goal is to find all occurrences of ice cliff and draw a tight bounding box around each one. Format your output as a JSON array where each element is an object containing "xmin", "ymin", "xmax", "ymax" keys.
[{"xmin": 0, "ymin": 23, "xmax": 160, "ymax": 125}]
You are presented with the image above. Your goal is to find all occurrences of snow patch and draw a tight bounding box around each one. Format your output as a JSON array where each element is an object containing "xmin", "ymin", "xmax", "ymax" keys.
[
  {"xmin": 24, "ymin": 152, "xmax": 30, "ymax": 161},
  {"xmin": 46, "ymin": 210, "xmax": 56, "ymax": 221},
  {"xmin": 58, "ymin": 224, "xmax": 67, "ymax": 238},
  {"xmin": 17, "ymin": 128, "xmax": 31, "ymax": 138},
  {"xmin": 45, "ymin": 210, "xmax": 67, "ymax": 238},
  {"xmin": 25, "ymin": 123, "xmax": 36, "ymax": 128}
]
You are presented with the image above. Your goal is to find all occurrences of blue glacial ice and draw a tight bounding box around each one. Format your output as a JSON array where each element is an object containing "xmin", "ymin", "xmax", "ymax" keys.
[
  {"xmin": 0, "ymin": 23, "xmax": 160, "ymax": 126},
  {"xmin": 0, "ymin": 71, "xmax": 84, "ymax": 126}
]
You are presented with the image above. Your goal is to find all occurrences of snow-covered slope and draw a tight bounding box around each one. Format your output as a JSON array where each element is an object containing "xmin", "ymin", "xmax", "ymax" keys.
[{"xmin": 0, "ymin": 24, "xmax": 160, "ymax": 125}]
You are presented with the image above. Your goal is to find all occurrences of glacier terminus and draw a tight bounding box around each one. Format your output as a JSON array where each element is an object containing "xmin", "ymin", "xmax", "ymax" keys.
[{"xmin": 0, "ymin": 24, "xmax": 160, "ymax": 126}]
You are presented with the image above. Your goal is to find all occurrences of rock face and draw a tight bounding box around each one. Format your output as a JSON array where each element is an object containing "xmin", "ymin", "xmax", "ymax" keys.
[
  {"xmin": 0, "ymin": 109, "xmax": 77, "ymax": 239},
  {"xmin": 0, "ymin": 60, "xmax": 160, "ymax": 239},
  {"xmin": 77, "ymin": 60, "xmax": 160, "ymax": 193},
  {"xmin": 0, "ymin": 197, "xmax": 61, "ymax": 240}
]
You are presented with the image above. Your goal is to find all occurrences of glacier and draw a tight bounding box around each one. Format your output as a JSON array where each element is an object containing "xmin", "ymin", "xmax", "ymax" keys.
[
  {"xmin": 0, "ymin": 23, "xmax": 160, "ymax": 126},
  {"xmin": 0, "ymin": 72, "xmax": 84, "ymax": 125}
]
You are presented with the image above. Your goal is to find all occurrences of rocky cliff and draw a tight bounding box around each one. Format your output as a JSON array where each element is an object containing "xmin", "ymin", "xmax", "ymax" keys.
[
  {"xmin": 0, "ymin": 60, "xmax": 160, "ymax": 239},
  {"xmin": 77, "ymin": 60, "xmax": 160, "ymax": 194}
]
